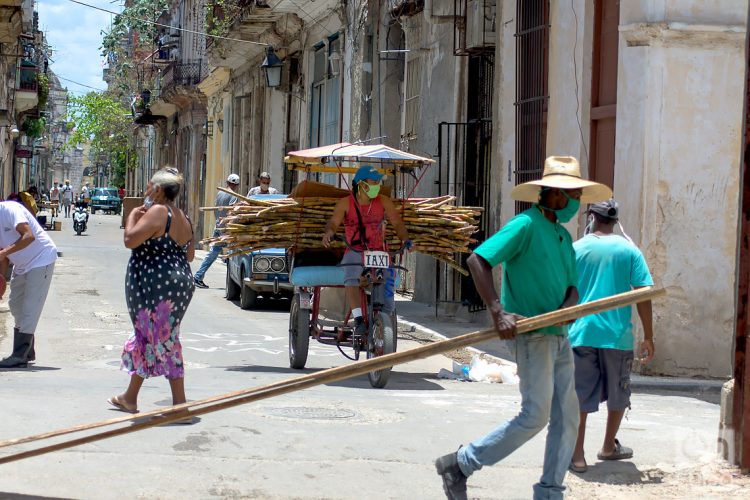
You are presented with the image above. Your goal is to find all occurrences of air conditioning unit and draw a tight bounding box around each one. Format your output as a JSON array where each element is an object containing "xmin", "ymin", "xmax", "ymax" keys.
[{"xmin": 466, "ymin": 0, "xmax": 496, "ymax": 49}]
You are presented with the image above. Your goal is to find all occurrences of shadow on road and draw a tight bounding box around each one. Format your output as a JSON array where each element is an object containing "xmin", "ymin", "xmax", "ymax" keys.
[
  {"xmin": 0, "ymin": 493, "xmax": 74, "ymax": 500},
  {"xmin": 223, "ymin": 364, "xmax": 444, "ymax": 391},
  {"xmin": 569, "ymin": 460, "xmax": 665, "ymax": 485},
  {"xmin": 0, "ymin": 365, "xmax": 61, "ymax": 372},
  {"xmin": 632, "ymin": 387, "xmax": 720, "ymax": 405}
]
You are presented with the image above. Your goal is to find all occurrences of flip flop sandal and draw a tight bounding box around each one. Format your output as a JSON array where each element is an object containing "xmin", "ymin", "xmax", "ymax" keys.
[
  {"xmin": 597, "ymin": 439, "xmax": 633, "ymax": 461},
  {"xmin": 107, "ymin": 396, "xmax": 139, "ymax": 414},
  {"xmin": 569, "ymin": 459, "xmax": 588, "ymax": 473}
]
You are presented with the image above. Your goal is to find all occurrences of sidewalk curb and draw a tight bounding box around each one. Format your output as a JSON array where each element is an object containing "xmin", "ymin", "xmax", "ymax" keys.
[
  {"xmin": 396, "ymin": 315, "xmax": 725, "ymax": 393},
  {"xmin": 396, "ymin": 317, "xmax": 516, "ymax": 369}
]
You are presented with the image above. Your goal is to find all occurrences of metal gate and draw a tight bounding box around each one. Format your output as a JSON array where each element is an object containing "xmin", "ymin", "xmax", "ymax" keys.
[
  {"xmin": 435, "ymin": 53, "xmax": 494, "ymax": 313},
  {"xmin": 514, "ymin": 0, "xmax": 550, "ymax": 213}
]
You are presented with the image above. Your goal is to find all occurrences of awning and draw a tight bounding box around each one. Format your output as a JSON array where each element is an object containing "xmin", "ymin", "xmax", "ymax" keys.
[{"xmin": 284, "ymin": 143, "xmax": 434, "ymax": 174}]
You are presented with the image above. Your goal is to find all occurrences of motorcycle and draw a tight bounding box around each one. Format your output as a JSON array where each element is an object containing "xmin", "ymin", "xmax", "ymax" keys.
[{"xmin": 73, "ymin": 205, "xmax": 88, "ymax": 235}]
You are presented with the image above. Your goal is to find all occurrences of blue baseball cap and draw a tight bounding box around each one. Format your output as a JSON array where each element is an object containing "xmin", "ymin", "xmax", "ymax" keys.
[{"xmin": 353, "ymin": 165, "xmax": 383, "ymax": 184}]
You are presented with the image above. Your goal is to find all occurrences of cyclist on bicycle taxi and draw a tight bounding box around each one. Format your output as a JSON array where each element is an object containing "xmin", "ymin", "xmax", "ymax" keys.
[{"xmin": 322, "ymin": 165, "xmax": 412, "ymax": 336}]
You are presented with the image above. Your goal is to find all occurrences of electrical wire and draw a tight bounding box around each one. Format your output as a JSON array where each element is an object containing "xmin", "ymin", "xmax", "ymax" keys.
[
  {"xmin": 56, "ymin": 75, "xmax": 106, "ymax": 92},
  {"xmin": 65, "ymin": 0, "xmax": 267, "ymax": 46}
]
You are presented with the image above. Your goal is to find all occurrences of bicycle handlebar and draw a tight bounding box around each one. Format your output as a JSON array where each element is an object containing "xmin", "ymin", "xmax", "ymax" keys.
[{"xmin": 332, "ymin": 235, "xmax": 408, "ymax": 255}]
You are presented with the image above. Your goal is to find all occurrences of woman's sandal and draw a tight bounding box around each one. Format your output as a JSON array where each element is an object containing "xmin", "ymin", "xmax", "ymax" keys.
[{"xmin": 107, "ymin": 396, "xmax": 139, "ymax": 414}]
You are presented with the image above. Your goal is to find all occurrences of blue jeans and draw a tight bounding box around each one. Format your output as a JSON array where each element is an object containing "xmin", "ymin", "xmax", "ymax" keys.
[
  {"xmin": 457, "ymin": 334, "xmax": 579, "ymax": 500},
  {"xmin": 193, "ymin": 229, "xmax": 224, "ymax": 281}
]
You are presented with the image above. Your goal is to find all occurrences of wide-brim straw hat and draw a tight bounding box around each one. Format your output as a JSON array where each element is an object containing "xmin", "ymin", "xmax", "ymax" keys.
[{"xmin": 511, "ymin": 156, "xmax": 612, "ymax": 203}]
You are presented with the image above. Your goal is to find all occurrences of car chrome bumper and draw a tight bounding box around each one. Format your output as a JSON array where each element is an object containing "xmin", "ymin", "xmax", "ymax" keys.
[{"xmin": 242, "ymin": 277, "xmax": 293, "ymax": 295}]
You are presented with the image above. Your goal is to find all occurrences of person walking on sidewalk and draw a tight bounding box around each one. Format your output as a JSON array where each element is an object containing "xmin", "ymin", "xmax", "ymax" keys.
[
  {"xmin": 193, "ymin": 174, "xmax": 240, "ymax": 289},
  {"xmin": 0, "ymin": 201, "xmax": 58, "ymax": 368},
  {"xmin": 61, "ymin": 180, "xmax": 73, "ymax": 218},
  {"xmin": 434, "ymin": 156, "xmax": 612, "ymax": 500},
  {"xmin": 568, "ymin": 199, "xmax": 655, "ymax": 473},
  {"xmin": 108, "ymin": 167, "xmax": 195, "ymax": 414}
]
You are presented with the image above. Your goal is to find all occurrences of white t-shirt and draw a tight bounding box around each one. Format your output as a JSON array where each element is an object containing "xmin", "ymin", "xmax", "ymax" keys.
[
  {"xmin": 50, "ymin": 187, "xmax": 60, "ymax": 201},
  {"xmin": 82, "ymin": 186, "xmax": 90, "ymax": 199},
  {"xmin": 247, "ymin": 186, "xmax": 279, "ymax": 196},
  {"xmin": 61, "ymin": 184, "xmax": 73, "ymax": 201},
  {"xmin": 0, "ymin": 202, "xmax": 58, "ymax": 274}
]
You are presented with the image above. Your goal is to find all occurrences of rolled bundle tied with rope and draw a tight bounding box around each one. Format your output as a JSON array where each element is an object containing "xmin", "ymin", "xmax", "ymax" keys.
[
  {"xmin": 200, "ymin": 185, "xmax": 482, "ymax": 275},
  {"xmin": 0, "ymin": 287, "xmax": 666, "ymax": 464}
]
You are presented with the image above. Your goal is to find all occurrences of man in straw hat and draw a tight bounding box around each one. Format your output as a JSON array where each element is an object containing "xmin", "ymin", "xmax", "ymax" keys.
[
  {"xmin": 568, "ymin": 199, "xmax": 654, "ymax": 473},
  {"xmin": 435, "ymin": 156, "xmax": 611, "ymax": 500}
]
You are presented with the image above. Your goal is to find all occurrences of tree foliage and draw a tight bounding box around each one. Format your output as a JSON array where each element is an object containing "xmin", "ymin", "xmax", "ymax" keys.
[
  {"xmin": 67, "ymin": 92, "xmax": 136, "ymax": 187},
  {"xmin": 101, "ymin": 0, "xmax": 170, "ymax": 97}
]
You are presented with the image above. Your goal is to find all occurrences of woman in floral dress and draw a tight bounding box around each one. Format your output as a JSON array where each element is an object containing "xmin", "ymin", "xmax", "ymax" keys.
[{"xmin": 108, "ymin": 167, "xmax": 196, "ymax": 414}]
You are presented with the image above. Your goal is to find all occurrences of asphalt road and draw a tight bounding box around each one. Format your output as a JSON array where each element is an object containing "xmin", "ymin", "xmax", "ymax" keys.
[{"xmin": 0, "ymin": 213, "xmax": 721, "ymax": 499}]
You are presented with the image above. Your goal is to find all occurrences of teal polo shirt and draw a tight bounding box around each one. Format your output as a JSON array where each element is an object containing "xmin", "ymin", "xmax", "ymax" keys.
[
  {"xmin": 569, "ymin": 234, "xmax": 653, "ymax": 350},
  {"xmin": 474, "ymin": 206, "xmax": 577, "ymax": 335}
]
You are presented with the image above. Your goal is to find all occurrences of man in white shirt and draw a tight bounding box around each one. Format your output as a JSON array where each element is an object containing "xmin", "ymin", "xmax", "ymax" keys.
[
  {"xmin": 81, "ymin": 183, "xmax": 90, "ymax": 204},
  {"xmin": 247, "ymin": 172, "xmax": 279, "ymax": 196},
  {"xmin": 60, "ymin": 179, "xmax": 73, "ymax": 218},
  {"xmin": 0, "ymin": 201, "xmax": 58, "ymax": 368}
]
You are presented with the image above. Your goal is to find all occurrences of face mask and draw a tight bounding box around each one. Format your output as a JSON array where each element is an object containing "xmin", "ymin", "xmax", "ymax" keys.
[
  {"xmin": 144, "ymin": 196, "xmax": 154, "ymax": 209},
  {"xmin": 554, "ymin": 192, "xmax": 580, "ymax": 223},
  {"xmin": 363, "ymin": 183, "xmax": 381, "ymax": 199}
]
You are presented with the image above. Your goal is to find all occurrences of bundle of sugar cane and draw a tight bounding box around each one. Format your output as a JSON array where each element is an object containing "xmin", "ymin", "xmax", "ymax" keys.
[{"xmin": 201, "ymin": 189, "xmax": 481, "ymax": 275}]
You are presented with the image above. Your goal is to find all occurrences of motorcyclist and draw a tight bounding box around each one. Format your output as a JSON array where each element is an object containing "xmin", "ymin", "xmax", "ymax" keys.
[
  {"xmin": 74, "ymin": 194, "xmax": 89, "ymax": 224},
  {"xmin": 322, "ymin": 165, "xmax": 412, "ymax": 336}
]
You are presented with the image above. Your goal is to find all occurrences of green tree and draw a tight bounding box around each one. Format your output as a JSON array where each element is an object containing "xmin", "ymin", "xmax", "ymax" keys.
[{"xmin": 67, "ymin": 92, "xmax": 136, "ymax": 188}]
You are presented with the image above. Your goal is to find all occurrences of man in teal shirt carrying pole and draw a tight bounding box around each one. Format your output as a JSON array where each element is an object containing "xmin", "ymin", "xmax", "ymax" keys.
[
  {"xmin": 568, "ymin": 199, "xmax": 654, "ymax": 473},
  {"xmin": 435, "ymin": 157, "xmax": 612, "ymax": 500}
]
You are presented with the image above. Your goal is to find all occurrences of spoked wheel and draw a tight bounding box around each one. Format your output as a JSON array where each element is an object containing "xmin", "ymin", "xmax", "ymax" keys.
[
  {"xmin": 289, "ymin": 294, "xmax": 310, "ymax": 369},
  {"xmin": 367, "ymin": 311, "xmax": 396, "ymax": 388}
]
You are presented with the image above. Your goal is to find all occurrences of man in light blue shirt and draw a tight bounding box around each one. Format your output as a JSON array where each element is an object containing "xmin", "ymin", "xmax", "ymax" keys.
[
  {"xmin": 568, "ymin": 199, "xmax": 654, "ymax": 473},
  {"xmin": 194, "ymin": 174, "xmax": 239, "ymax": 288}
]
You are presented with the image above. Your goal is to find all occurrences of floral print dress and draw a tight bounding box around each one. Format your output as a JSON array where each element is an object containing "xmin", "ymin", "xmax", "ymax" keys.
[{"xmin": 121, "ymin": 207, "xmax": 195, "ymax": 379}]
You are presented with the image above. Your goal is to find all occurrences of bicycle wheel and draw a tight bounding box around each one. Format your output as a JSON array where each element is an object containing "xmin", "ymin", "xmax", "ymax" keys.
[
  {"xmin": 367, "ymin": 311, "xmax": 396, "ymax": 388},
  {"xmin": 289, "ymin": 294, "xmax": 310, "ymax": 369}
]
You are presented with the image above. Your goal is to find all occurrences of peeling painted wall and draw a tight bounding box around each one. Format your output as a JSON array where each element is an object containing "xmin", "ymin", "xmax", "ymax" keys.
[{"xmin": 616, "ymin": 1, "xmax": 747, "ymax": 377}]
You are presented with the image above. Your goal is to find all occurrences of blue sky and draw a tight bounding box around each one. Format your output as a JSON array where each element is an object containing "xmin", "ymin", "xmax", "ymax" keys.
[{"xmin": 37, "ymin": 0, "xmax": 122, "ymax": 94}]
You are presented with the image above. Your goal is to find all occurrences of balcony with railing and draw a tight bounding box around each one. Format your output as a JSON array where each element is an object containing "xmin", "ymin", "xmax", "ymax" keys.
[
  {"xmin": 156, "ymin": 60, "xmax": 208, "ymax": 108},
  {"xmin": 15, "ymin": 63, "xmax": 39, "ymax": 113}
]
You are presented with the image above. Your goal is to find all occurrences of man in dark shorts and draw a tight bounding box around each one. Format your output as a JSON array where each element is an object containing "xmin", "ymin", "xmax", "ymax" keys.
[{"xmin": 568, "ymin": 199, "xmax": 655, "ymax": 473}]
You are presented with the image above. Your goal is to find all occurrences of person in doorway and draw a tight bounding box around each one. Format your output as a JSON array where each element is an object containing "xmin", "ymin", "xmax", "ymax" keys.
[
  {"xmin": 322, "ymin": 165, "xmax": 411, "ymax": 337},
  {"xmin": 0, "ymin": 200, "xmax": 58, "ymax": 368},
  {"xmin": 118, "ymin": 186, "xmax": 125, "ymax": 200},
  {"xmin": 193, "ymin": 174, "xmax": 240, "ymax": 289},
  {"xmin": 247, "ymin": 171, "xmax": 278, "ymax": 196},
  {"xmin": 434, "ymin": 156, "xmax": 612, "ymax": 500},
  {"xmin": 108, "ymin": 167, "xmax": 195, "ymax": 416},
  {"xmin": 49, "ymin": 182, "xmax": 60, "ymax": 217},
  {"xmin": 60, "ymin": 180, "xmax": 73, "ymax": 218},
  {"xmin": 568, "ymin": 199, "xmax": 655, "ymax": 473}
]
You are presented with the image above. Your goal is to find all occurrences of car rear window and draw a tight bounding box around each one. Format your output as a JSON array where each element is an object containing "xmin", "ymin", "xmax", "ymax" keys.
[{"xmin": 95, "ymin": 189, "xmax": 118, "ymax": 197}]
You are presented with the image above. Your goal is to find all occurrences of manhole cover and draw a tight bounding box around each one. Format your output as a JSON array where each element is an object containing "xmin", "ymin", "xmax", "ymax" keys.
[{"xmin": 264, "ymin": 407, "xmax": 356, "ymax": 420}]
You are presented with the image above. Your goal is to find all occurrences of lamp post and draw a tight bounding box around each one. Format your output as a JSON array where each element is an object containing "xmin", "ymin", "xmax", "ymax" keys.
[{"xmin": 260, "ymin": 46, "xmax": 283, "ymax": 88}]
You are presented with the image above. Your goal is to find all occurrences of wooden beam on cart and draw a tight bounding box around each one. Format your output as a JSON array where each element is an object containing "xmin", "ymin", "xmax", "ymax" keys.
[{"xmin": 0, "ymin": 287, "xmax": 665, "ymax": 465}]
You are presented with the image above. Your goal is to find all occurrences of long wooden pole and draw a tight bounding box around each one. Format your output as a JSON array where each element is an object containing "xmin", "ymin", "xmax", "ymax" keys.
[{"xmin": 0, "ymin": 287, "xmax": 664, "ymax": 465}]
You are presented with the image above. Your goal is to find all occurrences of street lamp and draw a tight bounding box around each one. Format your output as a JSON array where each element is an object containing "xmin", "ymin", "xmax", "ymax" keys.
[{"xmin": 261, "ymin": 46, "xmax": 283, "ymax": 88}]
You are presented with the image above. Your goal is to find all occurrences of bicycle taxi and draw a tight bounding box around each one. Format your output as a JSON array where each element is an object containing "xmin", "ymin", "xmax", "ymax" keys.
[{"xmin": 283, "ymin": 143, "xmax": 434, "ymax": 388}]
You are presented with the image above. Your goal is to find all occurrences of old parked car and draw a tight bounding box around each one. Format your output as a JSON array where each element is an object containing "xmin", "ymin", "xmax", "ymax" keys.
[
  {"xmin": 225, "ymin": 194, "xmax": 293, "ymax": 309},
  {"xmin": 90, "ymin": 187, "xmax": 122, "ymax": 214}
]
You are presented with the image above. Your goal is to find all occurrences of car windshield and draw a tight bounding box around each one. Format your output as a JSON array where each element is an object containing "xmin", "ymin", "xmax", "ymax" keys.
[{"xmin": 95, "ymin": 188, "xmax": 118, "ymax": 197}]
